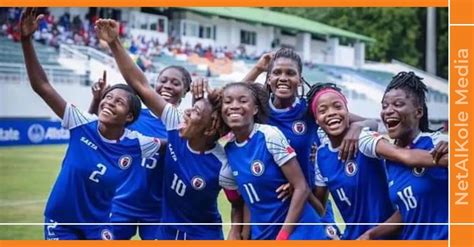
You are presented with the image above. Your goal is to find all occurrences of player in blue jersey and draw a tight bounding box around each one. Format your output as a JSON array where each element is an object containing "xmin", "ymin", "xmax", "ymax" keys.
[
  {"xmin": 88, "ymin": 66, "xmax": 192, "ymax": 240},
  {"xmin": 241, "ymin": 49, "xmax": 378, "ymax": 238},
  {"xmin": 308, "ymin": 82, "xmax": 447, "ymax": 240},
  {"xmin": 358, "ymin": 72, "xmax": 448, "ymax": 240},
  {"xmin": 95, "ymin": 18, "xmax": 244, "ymax": 240},
  {"xmin": 20, "ymin": 8, "xmax": 162, "ymax": 240},
  {"xmin": 219, "ymin": 82, "xmax": 330, "ymax": 240}
]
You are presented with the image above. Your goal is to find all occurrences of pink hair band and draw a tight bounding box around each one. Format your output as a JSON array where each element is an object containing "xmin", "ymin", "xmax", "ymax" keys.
[{"xmin": 311, "ymin": 88, "xmax": 348, "ymax": 116}]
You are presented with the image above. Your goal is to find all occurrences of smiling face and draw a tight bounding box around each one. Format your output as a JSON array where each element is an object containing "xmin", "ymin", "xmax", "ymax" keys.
[
  {"xmin": 381, "ymin": 88, "xmax": 423, "ymax": 141},
  {"xmin": 267, "ymin": 57, "xmax": 301, "ymax": 100},
  {"xmin": 98, "ymin": 88, "xmax": 134, "ymax": 127},
  {"xmin": 178, "ymin": 98, "xmax": 214, "ymax": 139},
  {"xmin": 156, "ymin": 68, "xmax": 187, "ymax": 105},
  {"xmin": 315, "ymin": 91, "xmax": 349, "ymax": 137},
  {"xmin": 221, "ymin": 85, "xmax": 258, "ymax": 131}
]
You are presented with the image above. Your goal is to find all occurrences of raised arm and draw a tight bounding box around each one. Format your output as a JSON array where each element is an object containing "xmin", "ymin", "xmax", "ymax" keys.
[
  {"xmin": 88, "ymin": 70, "xmax": 108, "ymax": 115},
  {"xmin": 94, "ymin": 19, "xmax": 167, "ymax": 117},
  {"xmin": 241, "ymin": 52, "xmax": 273, "ymax": 83},
  {"xmin": 20, "ymin": 8, "xmax": 66, "ymax": 118}
]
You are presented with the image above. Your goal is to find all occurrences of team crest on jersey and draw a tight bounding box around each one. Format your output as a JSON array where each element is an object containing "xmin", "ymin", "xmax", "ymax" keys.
[
  {"xmin": 292, "ymin": 121, "xmax": 307, "ymax": 135},
  {"xmin": 101, "ymin": 229, "xmax": 113, "ymax": 240},
  {"xmin": 118, "ymin": 155, "xmax": 133, "ymax": 170},
  {"xmin": 191, "ymin": 176, "xmax": 206, "ymax": 190},
  {"xmin": 325, "ymin": 225, "xmax": 338, "ymax": 239},
  {"xmin": 251, "ymin": 160, "xmax": 265, "ymax": 176},
  {"xmin": 412, "ymin": 167, "xmax": 426, "ymax": 177},
  {"xmin": 344, "ymin": 161, "xmax": 358, "ymax": 176}
]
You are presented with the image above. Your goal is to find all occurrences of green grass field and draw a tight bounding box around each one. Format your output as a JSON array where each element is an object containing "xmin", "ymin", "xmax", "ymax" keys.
[
  {"xmin": 0, "ymin": 145, "xmax": 343, "ymax": 240},
  {"xmin": 0, "ymin": 145, "xmax": 232, "ymax": 240}
]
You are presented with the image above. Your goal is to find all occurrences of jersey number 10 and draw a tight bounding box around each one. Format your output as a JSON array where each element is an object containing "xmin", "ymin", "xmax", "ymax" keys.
[{"xmin": 171, "ymin": 173, "xmax": 186, "ymax": 197}]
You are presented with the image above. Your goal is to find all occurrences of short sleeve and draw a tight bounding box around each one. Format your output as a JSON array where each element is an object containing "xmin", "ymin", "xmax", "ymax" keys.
[
  {"xmin": 430, "ymin": 131, "xmax": 448, "ymax": 146},
  {"xmin": 212, "ymin": 144, "xmax": 238, "ymax": 190},
  {"xmin": 62, "ymin": 103, "xmax": 97, "ymax": 129},
  {"xmin": 160, "ymin": 103, "xmax": 182, "ymax": 131},
  {"xmin": 358, "ymin": 128, "xmax": 385, "ymax": 159},
  {"xmin": 137, "ymin": 132, "xmax": 162, "ymax": 159},
  {"xmin": 260, "ymin": 125, "xmax": 297, "ymax": 167},
  {"xmin": 314, "ymin": 158, "xmax": 327, "ymax": 187}
]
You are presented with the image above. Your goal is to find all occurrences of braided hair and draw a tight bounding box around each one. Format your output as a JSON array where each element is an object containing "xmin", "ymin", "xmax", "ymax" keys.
[
  {"xmin": 265, "ymin": 48, "xmax": 307, "ymax": 98},
  {"xmin": 306, "ymin": 82, "xmax": 343, "ymax": 119},
  {"xmin": 222, "ymin": 82, "xmax": 270, "ymax": 125},
  {"xmin": 158, "ymin": 65, "xmax": 192, "ymax": 93},
  {"xmin": 383, "ymin": 71, "xmax": 432, "ymax": 132}
]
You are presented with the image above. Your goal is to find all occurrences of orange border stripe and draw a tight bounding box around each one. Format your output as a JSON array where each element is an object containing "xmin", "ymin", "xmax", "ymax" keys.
[
  {"xmin": 0, "ymin": 240, "xmax": 450, "ymax": 247},
  {"xmin": 1, "ymin": 0, "xmax": 448, "ymax": 7}
]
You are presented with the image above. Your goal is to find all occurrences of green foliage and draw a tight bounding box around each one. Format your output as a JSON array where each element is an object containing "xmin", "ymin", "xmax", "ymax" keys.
[{"xmin": 273, "ymin": 7, "xmax": 448, "ymax": 79}]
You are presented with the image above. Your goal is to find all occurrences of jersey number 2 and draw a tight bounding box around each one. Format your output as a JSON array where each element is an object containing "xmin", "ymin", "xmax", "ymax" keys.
[{"xmin": 89, "ymin": 163, "xmax": 107, "ymax": 183}]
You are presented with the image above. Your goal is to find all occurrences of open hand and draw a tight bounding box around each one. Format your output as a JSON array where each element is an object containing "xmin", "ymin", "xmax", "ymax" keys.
[{"xmin": 20, "ymin": 8, "xmax": 44, "ymax": 40}]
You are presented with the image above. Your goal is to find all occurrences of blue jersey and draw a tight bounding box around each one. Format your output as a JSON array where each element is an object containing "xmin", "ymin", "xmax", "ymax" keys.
[
  {"xmin": 268, "ymin": 98, "xmax": 318, "ymax": 186},
  {"xmin": 316, "ymin": 128, "xmax": 394, "ymax": 239},
  {"xmin": 44, "ymin": 104, "xmax": 160, "ymax": 223},
  {"xmin": 268, "ymin": 98, "xmax": 336, "ymax": 230},
  {"xmin": 157, "ymin": 104, "xmax": 234, "ymax": 240},
  {"xmin": 386, "ymin": 132, "xmax": 448, "ymax": 240},
  {"xmin": 224, "ymin": 124, "xmax": 329, "ymax": 240},
  {"xmin": 111, "ymin": 108, "xmax": 167, "ymax": 221}
]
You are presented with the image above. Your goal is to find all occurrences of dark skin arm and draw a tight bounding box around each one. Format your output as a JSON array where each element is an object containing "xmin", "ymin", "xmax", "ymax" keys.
[
  {"xmin": 227, "ymin": 196, "xmax": 245, "ymax": 240},
  {"xmin": 241, "ymin": 52, "xmax": 273, "ymax": 83},
  {"xmin": 241, "ymin": 204, "xmax": 251, "ymax": 240},
  {"xmin": 88, "ymin": 70, "xmax": 108, "ymax": 115},
  {"xmin": 358, "ymin": 210, "xmax": 402, "ymax": 240},
  {"xmin": 278, "ymin": 157, "xmax": 311, "ymax": 238},
  {"xmin": 376, "ymin": 138, "xmax": 448, "ymax": 167},
  {"xmin": 95, "ymin": 19, "xmax": 167, "ymax": 117},
  {"xmin": 20, "ymin": 8, "xmax": 66, "ymax": 119}
]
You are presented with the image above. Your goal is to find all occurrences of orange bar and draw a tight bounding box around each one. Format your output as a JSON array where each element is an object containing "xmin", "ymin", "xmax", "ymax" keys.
[
  {"xmin": 0, "ymin": 240, "xmax": 449, "ymax": 247},
  {"xmin": 450, "ymin": 25, "xmax": 474, "ymax": 247},
  {"xmin": 1, "ymin": 0, "xmax": 448, "ymax": 7},
  {"xmin": 451, "ymin": 0, "xmax": 474, "ymax": 24}
]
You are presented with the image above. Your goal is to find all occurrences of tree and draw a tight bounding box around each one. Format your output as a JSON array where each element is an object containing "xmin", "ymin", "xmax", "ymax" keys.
[{"xmin": 273, "ymin": 8, "xmax": 448, "ymax": 79}]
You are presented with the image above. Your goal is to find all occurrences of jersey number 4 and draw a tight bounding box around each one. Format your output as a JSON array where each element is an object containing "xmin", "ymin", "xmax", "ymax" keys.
[
  {"xmin": 397, "ymin": 186, "xmax": 417, "ymax": 210},
  {"xmin": 89, "ymin": 163, "xmax": 107, "ymax": 183}
]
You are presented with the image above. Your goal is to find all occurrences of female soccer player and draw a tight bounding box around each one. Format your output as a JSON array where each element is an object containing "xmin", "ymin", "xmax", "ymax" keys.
[
  {"xmin": 94, "ymin": 18, "xmax": 243, "ymax": 240},
  {"xmin": 89, "ymin": 66, "xmax": 192, "ymax": 240},
  {"xmin": 309, "ymin": 82, "xmax": 447, "ymax": 240},
  {"xmin": 220, "ymin": 82, "xmax": 330, "ymax": 240},
  {"xmin": 242, "ymin": 49, "xmax": 377, "ymax": 237},
  {"xmin": 20, "ymin": 8, "xmax": 162, "ymax": 240},
  {"xmin": 358, "ymin": 72, "xmax": 448, "ymax": 240}
]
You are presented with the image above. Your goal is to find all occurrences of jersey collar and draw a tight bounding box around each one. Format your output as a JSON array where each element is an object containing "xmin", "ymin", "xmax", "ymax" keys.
[{"xmin": 268, "ymin": 96, "xmax": 300, "ymax": 113}]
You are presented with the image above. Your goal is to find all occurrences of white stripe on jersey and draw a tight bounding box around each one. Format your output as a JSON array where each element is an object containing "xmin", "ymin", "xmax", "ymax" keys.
[
  {"xmin": 161, "ymin": 103, "xmax": 182, "ymax": 131},
  {"xmin": 314, "ymin": 158, "xmax": 327, "ymax": 187},
  {"xmin": 258, "ymin": 124, "xmax": 296, "ymax": 167},
  {"xmin": 415, "ymin": 131, "xmax": 448, "ymax": 146},
  {"xmin": 62, "ymin": 103, "xmax": 97, "ymax": 130},
  {"xmin": 358, "ymin": 127, "xmax": 385, "ymax": 159},
  {"xmin": 126, "ymin": 130, "xmax": 161, "ymax": 159},
  {"xmin": 213, "ymin": 144, "xmax": 238, "ymax": 190}
]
